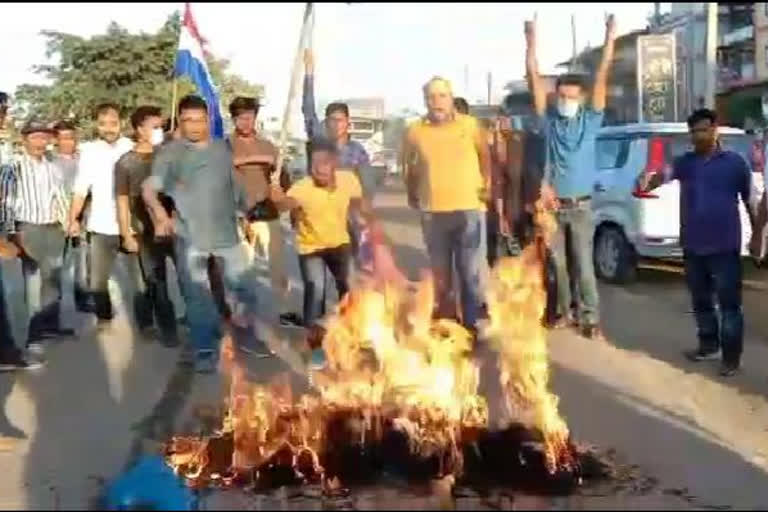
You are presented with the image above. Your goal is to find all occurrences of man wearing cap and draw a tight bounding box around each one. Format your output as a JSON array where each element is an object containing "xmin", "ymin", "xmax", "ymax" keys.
[
  {"xmin": 401, "ymin": 76, "xmax": 492, "ymax": 334},
  {"xmin": 0, "ymin": 119, "xmax": 71, "ymax": 357},
  {"xmin": 0, "ymin": 98, "xmax": 45, "ymax": 370}
]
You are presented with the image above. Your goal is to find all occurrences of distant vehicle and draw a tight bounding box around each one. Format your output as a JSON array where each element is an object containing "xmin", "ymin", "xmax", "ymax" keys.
[{"xmin": 591, "ymin": 122, "xmax": 758, "ymax": 284}]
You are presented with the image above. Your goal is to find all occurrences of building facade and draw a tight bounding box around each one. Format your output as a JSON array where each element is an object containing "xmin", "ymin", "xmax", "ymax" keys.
[{"xmin": 556, "ymin": 29, "xmax": 650, "ymax": 125}]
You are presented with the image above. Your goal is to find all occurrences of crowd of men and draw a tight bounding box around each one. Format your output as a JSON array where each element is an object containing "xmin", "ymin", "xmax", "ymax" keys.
[{"xmin": 0, "ymin": 13, "xmax": 760, "ymax": 379}]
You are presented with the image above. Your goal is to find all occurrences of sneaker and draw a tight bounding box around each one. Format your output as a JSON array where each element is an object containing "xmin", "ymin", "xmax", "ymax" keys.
[
  {"xmin": 279, "ymin": 313, "xmax": 304, "ymax": 328},
  {"xmin": 684, "ymin": 348, "xmax": 720, "ymax": 362},
  {"xmin": 26, "ymin": 342, "xmax": 44, "ymax": 357},
  {"xmin": 178, "ymin": 345, "xmax": 195, "ymax": 367},
  {"xmin": 309, "ymin": 348, "xmax": 328, "ymax": 371},
  {"xmin": 139, "ymin": 325, "xmax": 158, "ymax": 341},
  {"xmin": 239, "ymin": 339, "xmax": 275, "ymax": 359},
  {"xmin": 719, "ymin": 362, "xmax": 740, "ymax": 377},
  {"xmin": 194, "ymin": 351, "xmax": 217, "ymax": 374},
  {"xmin": 0, "ymin": 351, "xmax": 44, "ymax": 372},
  {"xmin": 581, "ymin": 324, "xmax": 604, "ymax": 341},
  {"xmin": 159, "ymin": 330, "xmax": 181, "ymax": 348},
  {"xmin": 551, "ymin": 315, "xmax": 577, "ymax": 330}
]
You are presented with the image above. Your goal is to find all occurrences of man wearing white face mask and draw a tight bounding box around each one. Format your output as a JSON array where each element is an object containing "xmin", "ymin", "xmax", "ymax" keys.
[
  {"xmin": 525, "ymin": 14, "xmax": 617, "ymax": 340},
  {"xmin": 114, "ymin": 106, "xmax": 178, "ymax": 346}
]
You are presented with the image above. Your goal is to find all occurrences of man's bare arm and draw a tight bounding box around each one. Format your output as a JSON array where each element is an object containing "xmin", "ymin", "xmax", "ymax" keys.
[
  {"xmin": 349, "ymin": 197, "xmax": 374, "ymax": 225},
  {"xmin": 67, "ymin": 194, "xmax": 87, "ymax": 236},
  {"xmin": 269, "ymin": 184, "xmax": 300, "ymax": 212},
  {"xmin": 400, "ymin": 132, "xmax": 420, "ymax": 208},
  {"xmin": 116, "ymin": 195, "xmax": 132, "ymax": 239},
  {"xmin": 141, "ymin": 181, "xmax": 168, "ymax": 222},
  {"xmin": 525, "ymin": 15, "xmax": 547, "ymax": 117},
  {"xmin": 474, "ymin": 126, "xmax": 492, "ymax": 199},
  {"xmin": 593, "ymin": 14, "xmax": 617, "ymax": 112}
]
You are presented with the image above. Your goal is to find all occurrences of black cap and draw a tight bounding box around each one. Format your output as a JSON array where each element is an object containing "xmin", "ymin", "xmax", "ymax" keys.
[{"xmin": 20, "ymin": 119, "xmax": 54, "ymax": 136}]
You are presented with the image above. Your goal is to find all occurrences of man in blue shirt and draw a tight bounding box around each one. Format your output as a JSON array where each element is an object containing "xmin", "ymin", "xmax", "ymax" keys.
[
  {"xmin": 639, "ymin": 109, "xmax": 752, "ymax": 377},
  {"xmin": 526, "ymin": 14, "xmax": 617, "ymax": 339},
  {"xmin": 302, "ymin": 49, "xmax": 373, "ymax": 198}
]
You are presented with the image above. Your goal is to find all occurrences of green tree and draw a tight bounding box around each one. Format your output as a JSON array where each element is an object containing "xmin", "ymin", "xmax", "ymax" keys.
[{"xmin": 12, "ymin": 12, "xmax": 263, "ymax": 135}]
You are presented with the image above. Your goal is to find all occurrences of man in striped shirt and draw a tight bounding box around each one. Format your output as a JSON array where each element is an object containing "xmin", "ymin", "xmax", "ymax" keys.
[
  {"xmin": 0, "ymin": 96, "xmax": 44, "ymax": 370},
  {"xmin": 0, "ymin": 119, "xmax": 71, "ymax": 357}
]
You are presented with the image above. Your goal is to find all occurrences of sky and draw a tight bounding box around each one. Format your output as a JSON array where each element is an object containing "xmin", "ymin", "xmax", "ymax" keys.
[{"xmin": 0, "ymin": 2, "xmax": 668, "ymax": 131}]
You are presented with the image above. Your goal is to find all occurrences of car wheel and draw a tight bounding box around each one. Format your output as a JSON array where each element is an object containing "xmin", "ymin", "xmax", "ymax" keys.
[{"xmin": 594, "ymin": 225, "xmax": 637, "ymax": 284}]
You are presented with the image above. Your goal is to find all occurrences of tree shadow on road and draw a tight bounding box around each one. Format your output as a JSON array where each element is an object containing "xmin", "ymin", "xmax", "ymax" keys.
[
  {"xmin": 598, "ymin": 265, "xmax": 768, "ymax": 400},
  {"xmin": 550, "ymin": 364, "xmax": 768, "ymax": 510}
]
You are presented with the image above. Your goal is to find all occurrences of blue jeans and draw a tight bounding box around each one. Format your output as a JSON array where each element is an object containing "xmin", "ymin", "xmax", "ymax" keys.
[
  {"xmin": 421, "ymin": 210, "xmax": 487, "ymax": 330},
  {"xmin": 298, "ymin": 245, "xmax": 351, "ymax": 342},
  {"xmin": 683, "ymin": 251, "xmax": 743, "ymax": 365},
  {"xmin": 174, "ymin": 240, "xmax": 271, "ymax": 353}
]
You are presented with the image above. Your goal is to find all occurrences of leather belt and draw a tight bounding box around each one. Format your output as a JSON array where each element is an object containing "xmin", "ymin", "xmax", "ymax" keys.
[{"xmin": 557, "ymin": 195, "xmax": 591, "ymax": 207}]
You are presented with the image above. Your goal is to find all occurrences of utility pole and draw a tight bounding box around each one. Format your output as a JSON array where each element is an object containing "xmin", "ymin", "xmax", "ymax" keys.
[
  {"xmin": 464, "ymin": 64, "xmax": 470, "ymax": 99},
  {"xmin": 487, "ymin": 72, "xmax": 492, "ymax": 105},
  {"xmin": 571, "ymin": 14, "xmax": 577, "ymax": 72},
  {"xmin": 704, "ymin": 2, "xmax": 718, "ymax": 110}
]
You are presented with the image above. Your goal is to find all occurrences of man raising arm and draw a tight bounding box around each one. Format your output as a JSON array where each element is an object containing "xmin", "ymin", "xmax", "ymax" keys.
[{"xmin": 526, "ymin": 14, "xmax": 617, "ymax": 339}]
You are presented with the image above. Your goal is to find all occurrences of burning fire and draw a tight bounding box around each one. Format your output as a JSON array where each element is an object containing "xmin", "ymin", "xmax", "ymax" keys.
[
  {"xmin": 165, "ymin": 203, "xmax": 576, "ymax": 489},
  {"xmin": 483, "ymin": 205, "xmax": 574, "ymax": 473}
]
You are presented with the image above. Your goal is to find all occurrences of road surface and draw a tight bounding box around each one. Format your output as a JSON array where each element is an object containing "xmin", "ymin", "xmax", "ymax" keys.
[{"xmin": 0, "ymin": 183, "xmax": 767, "ymax": 509}]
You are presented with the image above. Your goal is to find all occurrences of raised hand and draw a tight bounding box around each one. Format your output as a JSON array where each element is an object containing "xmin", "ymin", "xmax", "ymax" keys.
[
  {"xmin": 304, "ymin": 48, "xmax": 314, "ymax": 75},
  {"xmin": 524, "ymin": 14, "xmax": 537, "ymax": 47},
  {"xmin": 605, "ymin": 13, "xmax": 617, "ymax": 42}
]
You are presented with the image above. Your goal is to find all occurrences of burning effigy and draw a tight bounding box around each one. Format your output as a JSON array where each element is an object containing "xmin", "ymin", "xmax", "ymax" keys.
[{"xmin": 164, "ymin": 205, "xmax": 601, "ymax": 497}]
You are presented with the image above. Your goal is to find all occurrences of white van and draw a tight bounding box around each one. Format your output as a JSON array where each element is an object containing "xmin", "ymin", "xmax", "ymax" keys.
[{"xmin": 591, "ymin": 123, "xmax": 760, "ymax": 283}]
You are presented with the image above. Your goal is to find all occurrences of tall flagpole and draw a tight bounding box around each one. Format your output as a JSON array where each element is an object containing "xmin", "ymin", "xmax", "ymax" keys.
[
  {"xmin": 273, "ymin": 2, "xmax": 314, "ymax": 183},
  {"xmin": 169, "ymin": 79, "xmax": 179, "ymax": 132}
]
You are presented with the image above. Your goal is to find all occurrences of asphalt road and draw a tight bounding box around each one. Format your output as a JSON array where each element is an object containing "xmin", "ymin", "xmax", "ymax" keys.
[{"xmin": 0, "ymin": 182, "xmax": 766, "ymax": 509}]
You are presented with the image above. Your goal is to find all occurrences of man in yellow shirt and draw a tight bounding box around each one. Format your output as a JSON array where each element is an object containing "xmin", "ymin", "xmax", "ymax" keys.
[
  {"xmin": 270, "ymin": 138, "xmax": 372, "ymax": 369},
  {"xmin": 401, "ymin": 77, "xmax": 492, "ymax": 333}
]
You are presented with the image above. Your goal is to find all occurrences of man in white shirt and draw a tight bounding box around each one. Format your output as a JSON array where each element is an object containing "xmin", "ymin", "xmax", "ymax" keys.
[
  {"xmin": 0, "ymin": 119, "xmax": 70, "ymax": 357},
  {"xmin": 67, "ymin": 103, "xmax": 132, "ymax": 324}
]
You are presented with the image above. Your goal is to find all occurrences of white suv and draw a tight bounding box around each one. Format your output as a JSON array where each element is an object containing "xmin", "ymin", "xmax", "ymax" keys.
[{"xmin": 591, "ymin": 123, "xmax": 760, "ymax": 283}]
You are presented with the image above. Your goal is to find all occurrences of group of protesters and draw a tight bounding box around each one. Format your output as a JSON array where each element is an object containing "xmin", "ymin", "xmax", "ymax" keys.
[{"xmin": 0, "ymin": 12, "xmax": 759, "ymax": 378}]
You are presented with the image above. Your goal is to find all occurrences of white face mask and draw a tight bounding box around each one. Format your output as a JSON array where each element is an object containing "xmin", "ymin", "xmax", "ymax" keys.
[
  {"xmin": 557, "ymin": 99, "xmax": 580, "ymax": 118},
  {"xmin": 150, "ymin": 128, "xmax": 164, "ymax": 146}
]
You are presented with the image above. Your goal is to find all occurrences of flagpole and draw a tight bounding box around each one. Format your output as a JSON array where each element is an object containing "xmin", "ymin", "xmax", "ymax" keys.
[
  {"xmin": 273, "ymin": 2, "xmax": 314, "ymax": 184},
  {"xmin": 169, "ymin": 78, "xmax": 179, "ymax": 132}
]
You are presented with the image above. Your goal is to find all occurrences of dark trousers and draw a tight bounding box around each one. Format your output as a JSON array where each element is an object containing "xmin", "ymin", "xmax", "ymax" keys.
[
  {"xmin": 89, "ymin": 233, "xmax": 120, "ymax": 320},
  {"xmin": 683, "ymin": 251, "xmax": 744, "ymax": 365},
  {"xmin": 486, "ymin": 210, "xmax": 500, "ymax": 268},
  {"xmin": 0, "ymin": 266, "xmax": 17, "ymax": 355},
  {"xmin": 17, "ymin": 223, "xmax": 66, "ymax": 342},
  {"xmin": 299, "ymin": 245, "xmax": 351, "ymax": 348},
  {"xmin": 130, "ymin": 236, "xmax": 177, "ymax": 336}
]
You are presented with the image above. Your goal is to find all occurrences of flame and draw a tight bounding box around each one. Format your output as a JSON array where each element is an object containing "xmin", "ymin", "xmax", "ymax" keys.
[
  {"xmin": 484, "ymin": 202, "xmax": 573, "ymax": 473},
  {"xmin": 166, "ymin": 205, "xmax": 574, "ymax": 484}
]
